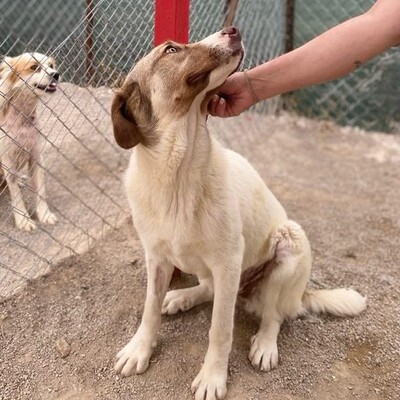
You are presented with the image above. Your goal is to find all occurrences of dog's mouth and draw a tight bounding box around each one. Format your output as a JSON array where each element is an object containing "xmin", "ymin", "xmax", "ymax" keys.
[
  {"xmin": 188, "ymin": 47, "xmax": 244, "ymax": 85},
  {"xmin": 230, "ymin": 48, "xmax": 244, "ymax": 75},
  {"xmin": 35, "ymin": 82, "xmax": 57, "ymax": 92}
]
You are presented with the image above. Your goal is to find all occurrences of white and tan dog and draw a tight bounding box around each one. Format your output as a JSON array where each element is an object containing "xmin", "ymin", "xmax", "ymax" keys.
[
  {"xmin": 0, "ymin": 52, "xmax": 59, "ymax": 230},
  {"xmin": 111, "ymin": 27, "xmax": 366, "ymax": 400}
]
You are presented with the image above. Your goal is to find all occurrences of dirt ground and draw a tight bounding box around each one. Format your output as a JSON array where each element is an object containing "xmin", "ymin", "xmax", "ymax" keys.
[{"xmin": 1, "ymin": 113, "xmax": 399, "ymax": 400}]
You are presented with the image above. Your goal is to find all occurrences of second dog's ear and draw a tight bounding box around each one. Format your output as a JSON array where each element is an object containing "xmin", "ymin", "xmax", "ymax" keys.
[
  {"xmin": 0, "ymin": 58, "xmax": 9, "ymax": 79},
  {"xmin": 111, "ymin": 82, "xmax": 148, "ymax": 149}
]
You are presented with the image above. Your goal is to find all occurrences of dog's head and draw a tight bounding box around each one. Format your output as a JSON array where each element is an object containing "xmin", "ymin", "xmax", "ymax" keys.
[
  {"xmin": 0, "ymin": 52, "xmax": 59, "ymax": 97},
  {"xmin": 111, "ymin": 27, "xmax": 243, "ymax": 149}
]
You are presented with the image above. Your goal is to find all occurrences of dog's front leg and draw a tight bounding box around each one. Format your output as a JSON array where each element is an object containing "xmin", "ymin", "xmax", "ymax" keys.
[
  {"xmin": 192, "ymin": 245, "xmax": 243, "ymax": 400},
  {"xmin": 115, "ymin": 258, "xmax": 174, "ymax": 376},
  {"xmin": 1, "ymin": 159, "xmax": 36, "ymax": 231},
  {"xmin": 30, "ymin": 157, "xmax": 57, "ymax": 225}
]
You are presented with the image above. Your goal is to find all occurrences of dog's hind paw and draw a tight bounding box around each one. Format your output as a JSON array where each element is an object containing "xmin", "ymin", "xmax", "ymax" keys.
[
  {"xmin": 162, "ymin": 284, "xmax": 213, "ymax": 315},
  {"xmin": 162, "ymin": 289, "xmax": 194, "ymax": 314},
  {"xmin": 248, "ymin": 333, "xmax": 279, "ymax": 372}
]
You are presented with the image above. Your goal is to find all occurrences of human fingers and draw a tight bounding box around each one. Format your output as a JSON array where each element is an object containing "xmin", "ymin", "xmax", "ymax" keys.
[
  {"xmin": 214, "ymin": 97, "xmax": 227, "ymax": 117},
  {"xmin": 208, "ymin": 95, "xmax": 219, "ymax": 116},
  {"xmin": 208, "ymin": 95, "xmax": 227, "ymax": 117}
]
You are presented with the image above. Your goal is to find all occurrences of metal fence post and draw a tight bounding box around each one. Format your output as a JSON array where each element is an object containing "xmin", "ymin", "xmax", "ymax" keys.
[
  {"xmin": 285, "ymin": 0, "xmax": 295, "ymax": 53},
  {"xmin": 85, "ymin": 0, "xmax": 94, "ymax": 83}
]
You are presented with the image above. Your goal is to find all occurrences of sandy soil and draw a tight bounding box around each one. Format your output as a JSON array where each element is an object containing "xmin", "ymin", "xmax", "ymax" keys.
[{"xmin": 1, "ymin": 113, "xmax": 399, "ymax": 400}]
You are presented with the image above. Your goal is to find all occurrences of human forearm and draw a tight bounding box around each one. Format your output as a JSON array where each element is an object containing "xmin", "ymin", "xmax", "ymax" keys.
[{"xmin": 248, "ymin": 0, "xmax": 400, "ymax": 100}]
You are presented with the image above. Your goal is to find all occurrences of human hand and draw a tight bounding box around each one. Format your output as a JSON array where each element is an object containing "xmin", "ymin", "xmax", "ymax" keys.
[{"xmin": 208, "ymin": 71, "xmax": 256, "ymax": 118}]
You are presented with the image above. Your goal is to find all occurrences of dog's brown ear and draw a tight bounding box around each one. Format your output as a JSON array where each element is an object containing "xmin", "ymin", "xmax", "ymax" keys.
[{"xmin": 111, "ymin": 85, "xmax": 141, "ymax": 149}]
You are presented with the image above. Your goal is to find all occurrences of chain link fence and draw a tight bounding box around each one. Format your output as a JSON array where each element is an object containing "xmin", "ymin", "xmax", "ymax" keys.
[
  {"xmin": 0, "ymin": 0, "xmax": 398, "ymax": 299},
  {"xmin": 289, "ymin": 0, "xmax": 400, "ymax": 132},
  {"xmin": 0, "ymin": 0, "xmax": 155, "ymax": 298},
  {"xmin": 0, "ymin": 0, "xmax": 286, "ymax": 299}
]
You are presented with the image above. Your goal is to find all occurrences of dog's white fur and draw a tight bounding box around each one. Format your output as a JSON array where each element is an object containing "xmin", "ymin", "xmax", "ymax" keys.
[
  {"xmin": 0, "ymin": 52, "xmax": 58, "ymax": 230},
  {"xmin": 111, "ymin": 29, "xmax": 367, "ymax": 400}
]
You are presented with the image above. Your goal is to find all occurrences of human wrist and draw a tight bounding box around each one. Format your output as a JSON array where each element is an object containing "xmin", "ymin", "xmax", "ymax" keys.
[{"xmin": 242, "ymin": 69, "xmax": 260, "ymax": 106}]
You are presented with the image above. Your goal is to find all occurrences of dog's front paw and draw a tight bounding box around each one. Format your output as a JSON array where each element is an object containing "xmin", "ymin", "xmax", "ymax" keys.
[
  {"xmin": 17, "ymin": 217, "xmax": 37, "ymax": 231},
  {"xmin": 38, "ymin": 210, "xmax": 57, "ymax": 225},
  {"xmin": 249, "ymin": 333, "xmax": 278, "ymax": 372},
  {"xmin": 191, "ymin": 365, "xmax": 227, "ymax": 400},
  {"xmin": 115, "ymin": 333, "xmax": 156, "ymax": 376}
]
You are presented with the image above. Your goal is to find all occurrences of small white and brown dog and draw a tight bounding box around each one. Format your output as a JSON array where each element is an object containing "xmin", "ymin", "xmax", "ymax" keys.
[
  {"xmin": 0, "ymin": 52, "xmax": 59, "ymax": 230},
  {"xmin": 111, "ymin": 27, "xmax": 366, "ymax": 400}
]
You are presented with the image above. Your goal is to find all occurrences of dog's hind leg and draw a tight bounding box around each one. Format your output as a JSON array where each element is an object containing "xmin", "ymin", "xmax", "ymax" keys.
[
  {"xmin": 248, "ymin": 220, "xmax": 311, "ymax": 372},
  {"xmin": 162, "ymin": 275, "xmax": 214, "ymax": 315}
]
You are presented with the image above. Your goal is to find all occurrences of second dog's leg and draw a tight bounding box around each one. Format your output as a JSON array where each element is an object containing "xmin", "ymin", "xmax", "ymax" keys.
[
  {"xmin": 115, "ymin": 258, "xmax": 174, "ymax": 376},
  {"xmin": 30, "ymin": 157, "xmax": 57, "ymax": 225},
  {"xmin": 2, "ymin": 161, "xmax": 36, "ymax": 231},
  {"xmin": 162, "ymin": 275, "xmax": 214, "ymax": 315},
  {"xmin": 249, "ymin": 221, "xmax": 311, "ymax": 372}
]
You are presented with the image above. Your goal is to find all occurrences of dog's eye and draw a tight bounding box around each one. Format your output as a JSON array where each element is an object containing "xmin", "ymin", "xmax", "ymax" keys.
[
  {"xmin": 49, "ymin": 63, "xmax": 54, "ymax": 69},
  {"xmin": 165, "ymin": 45, "xmax": 178, "ymax": 54},
  {"xmin": 30, "ymin": 64, "xmax": 40, "ymax": 72}
]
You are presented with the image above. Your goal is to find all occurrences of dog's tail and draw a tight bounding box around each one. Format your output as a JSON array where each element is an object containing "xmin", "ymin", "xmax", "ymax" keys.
[{"xmin": 302, "ymin": 288, "xmax": 366, "ymax": 317}]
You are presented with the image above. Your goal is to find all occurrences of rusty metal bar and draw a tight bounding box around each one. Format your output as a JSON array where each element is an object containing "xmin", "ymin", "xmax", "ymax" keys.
[
  {"xmin": 285, "ymin": 0, "xmax": 295, "ymax": 53},
  {"xmin": 85, "ymin": 0, "xmax": 94, "ymax": 83}
]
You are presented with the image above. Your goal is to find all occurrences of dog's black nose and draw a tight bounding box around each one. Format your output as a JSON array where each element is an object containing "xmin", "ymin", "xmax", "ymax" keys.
[{"xmin": 51, "ymin": 72, "xmax": 60, "ymax": 81}]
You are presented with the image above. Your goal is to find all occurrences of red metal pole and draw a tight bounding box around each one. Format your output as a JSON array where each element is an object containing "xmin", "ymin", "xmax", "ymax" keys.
[
  {"xmin": 153, "ymin": 0, "xmax": 189, "ymax": 282},
  {"xmin": 154, "ymin": 0, "xmax": 190, "ymax": 46}
]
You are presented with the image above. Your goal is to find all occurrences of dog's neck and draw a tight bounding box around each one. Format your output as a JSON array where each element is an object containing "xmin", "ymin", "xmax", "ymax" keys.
[
  {"xmin": 134, "ymin": 104, "xmax": 217, "ymax": 219},
  {"xmin": 136, "ymin": 102, "xmax": 212, "ymax": 185}
]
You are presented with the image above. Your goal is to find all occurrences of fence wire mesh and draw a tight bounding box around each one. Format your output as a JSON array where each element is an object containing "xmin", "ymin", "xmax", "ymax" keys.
[
  {"xmin": 290, "ymin": 0, "xmax": 400, "ymax": 132},
  {"xmin": 0, "ymin": 0, "xmax": 155, "ymax": 298},
  {"xmin": 0, "ymin": 0, "xmax": 398, "ymax": 299},
  {"xmin": 0, "ymin": 0, "xmax": 286, "ymax": 299}
]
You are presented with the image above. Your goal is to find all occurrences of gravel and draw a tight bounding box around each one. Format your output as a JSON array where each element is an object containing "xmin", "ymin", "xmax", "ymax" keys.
[{"xmin": 0, "ymin": 112, "xmax": 399, "ymax": 400}]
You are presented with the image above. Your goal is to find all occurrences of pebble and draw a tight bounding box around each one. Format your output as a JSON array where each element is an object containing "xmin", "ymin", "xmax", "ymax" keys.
[{"xmin": 55, "ymin": 338, "xmax": 71, "ymax": 358}]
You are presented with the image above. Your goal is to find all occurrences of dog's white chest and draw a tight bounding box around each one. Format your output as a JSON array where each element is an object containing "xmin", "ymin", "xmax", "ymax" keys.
[
  {"xmin": 162, "ymin": 239, "xmax": 210, "ymax": 275},
  {"xmin": 1, "ymin": 120, "xmax": 39, "ymax": 170},
  {"xmin": 135, "ymin": 207, "xmax": 210, "ymax": 275}
]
